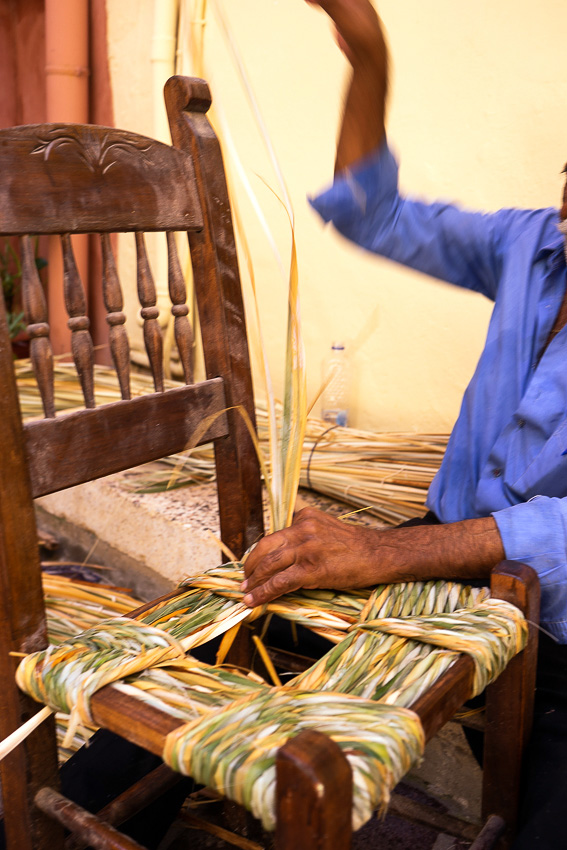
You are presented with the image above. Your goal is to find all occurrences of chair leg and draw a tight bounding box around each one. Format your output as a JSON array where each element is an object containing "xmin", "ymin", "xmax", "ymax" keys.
[
  {"xmin": 225, "ymin": 621, "xmax": 255, "ymax": 670},
  {"xmin": 0, "ymin": 691, "xmax": 63, "ymax": 850},
  {"xmin": 469, "ymin": 815, "xmax": 506, "ymax": 850},
  {"xmin": 275, "ymin": 729, "xmax": 352, "ymax": 850},
  {"xmin": 35, "ymin": 787, "xmax": 148, "ymax": 850},
  {"xmin": 482, "ymin": 561, "xmax": 540, "ymax": 849}
]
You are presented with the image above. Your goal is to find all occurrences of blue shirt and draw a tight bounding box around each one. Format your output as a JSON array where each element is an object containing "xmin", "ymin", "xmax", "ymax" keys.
[{"xmin": 310, "ymin": 139, "xmax": 567, "ymax": 643}]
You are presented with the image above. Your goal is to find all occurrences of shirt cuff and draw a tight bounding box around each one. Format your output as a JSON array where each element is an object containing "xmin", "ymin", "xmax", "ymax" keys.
[
  {"xmin": 492, "ymin": 497, "xmax": 567, "ymax": 641},
  {"xmin": 492, "ymin": 496, "xmax": 567, "ymax": 578},
  {"xmin": 308, "ymin": 138, "xmax": 399, "ymax": 232}
]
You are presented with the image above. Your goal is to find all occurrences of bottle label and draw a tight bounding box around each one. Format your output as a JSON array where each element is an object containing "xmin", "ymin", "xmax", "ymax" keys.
[{"xmin": 321, "ymin": 408, "xmax": 348, "ymax": 427}]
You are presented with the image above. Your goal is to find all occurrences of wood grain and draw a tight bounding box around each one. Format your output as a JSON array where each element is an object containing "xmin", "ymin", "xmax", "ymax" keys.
[
  {"xmin": 25, "ymin": 380, "xmax": 228, "ymax": 497},
  {"xmin": 0, "ymin": 125, "xmax": 203, "ymax": 234}
]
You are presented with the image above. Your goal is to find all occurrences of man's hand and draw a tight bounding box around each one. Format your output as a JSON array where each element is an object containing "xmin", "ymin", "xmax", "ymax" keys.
[
  {"xmin": 241, "ymin": 507, "xmax": 505, "ymax": 607},
  {"xmin": 242, "ymin": 508, "xmax": 385, "ymax": 606},
  {"xmin": 305, "ymin": 0, "xmax": 386, "ymax": 66}
]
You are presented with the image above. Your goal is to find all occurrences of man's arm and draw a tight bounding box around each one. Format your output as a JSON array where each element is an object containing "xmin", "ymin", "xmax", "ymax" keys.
[
  {"xmin": 242, "ymin": 507, "xmax": 504, "ymax": 607},
  {"xmin": 308, "ymin": 0, "xmax": 521, "ymax": 299},
  {"xmin": 306, "ymin": 0, "xmax": 388, "ymax": 172}
]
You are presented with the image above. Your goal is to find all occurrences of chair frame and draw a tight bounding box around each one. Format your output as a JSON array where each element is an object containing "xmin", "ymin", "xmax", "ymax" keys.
[{"xmin": 0, "ymin": 75, "xmax": 539, "ymax": 850}]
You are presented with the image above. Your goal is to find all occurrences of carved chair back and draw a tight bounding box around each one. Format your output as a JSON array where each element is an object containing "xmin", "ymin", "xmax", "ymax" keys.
[{"xmin": 0, "ymin": 76, "xmax": 263, "ymax": 850}]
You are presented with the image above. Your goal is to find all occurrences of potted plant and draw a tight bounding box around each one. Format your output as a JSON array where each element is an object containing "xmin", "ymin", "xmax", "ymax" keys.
[{"xmin": 0, "ymin": 238, "xmax": 47, "ymax": 358}]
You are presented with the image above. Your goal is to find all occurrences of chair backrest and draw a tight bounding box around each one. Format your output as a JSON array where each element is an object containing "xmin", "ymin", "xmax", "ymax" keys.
[{"xmin": 0, "ymin": 75, "xmax": 263, "ymax": 850}]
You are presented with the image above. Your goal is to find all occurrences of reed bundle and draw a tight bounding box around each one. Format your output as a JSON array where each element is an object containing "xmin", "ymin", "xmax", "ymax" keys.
[
  {"xmin": 43, "ymin": 573, "xmax": 143, "ymax": 642},
  {"xmin": 16, "ymin": 359, "xmax": 163, "ymax": 419},
  {"xmin": 15, "ymin": 360, "xmax": 447, "ymax": 525},
  {"xmin": 134, "ymin": 407, "xmax": 448, "ymax": 525}
]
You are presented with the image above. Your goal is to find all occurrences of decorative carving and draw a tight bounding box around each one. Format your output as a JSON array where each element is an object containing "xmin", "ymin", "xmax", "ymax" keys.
[
  {"xmin": 101, "ymin": 234, "xmax": 130, "ymax": 400},
  {"xmin": 167, "ymin": 231, "xmax": 194, "ymax": 384},
  {"xmin": 31, "ymin": 128, "xmax": 152, "ymax": 177},
  {"xmin": 20, "ymin": 235, "xmax": 55, "ymax": 419},
  {"xmin": 135, "ymin": 232, "xmax": 164, "ymax": 393},
  {"xmin": 61, "ymin": 234, "xmax": 95, "ymax": 408}
]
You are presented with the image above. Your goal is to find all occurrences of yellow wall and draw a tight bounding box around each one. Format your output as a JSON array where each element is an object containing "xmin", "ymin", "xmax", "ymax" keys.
[{"xmin": 106, "ymin": 0, "xmax": 567, "ymax": 432}]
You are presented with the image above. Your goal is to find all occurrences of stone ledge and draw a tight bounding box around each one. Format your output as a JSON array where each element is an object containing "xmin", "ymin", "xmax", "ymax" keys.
[
  {"xmin": 37, "ymin": 474, "xmax": 226, "ymax": 593},
  {"xmin": 35, "ymin": 470, "xmax": 381, "ymax": 599}
]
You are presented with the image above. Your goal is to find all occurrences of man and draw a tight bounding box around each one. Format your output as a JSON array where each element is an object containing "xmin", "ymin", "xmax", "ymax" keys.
[{"xmin": 242, "ymin": 2, "xmax": 567, "ymax": 847}]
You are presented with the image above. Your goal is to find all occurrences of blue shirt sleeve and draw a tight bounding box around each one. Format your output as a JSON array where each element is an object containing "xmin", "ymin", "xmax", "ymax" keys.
[
  {"xmin": 309, "ymin": 139, "xmax": 515, "ymax": 301},
  {"xmin": 310, "ymin": 139, "xmax": 567, "ymax": 641},
  {"xmin": 493, "ymin": 498, "xmax": 567, "ymax": 639}
]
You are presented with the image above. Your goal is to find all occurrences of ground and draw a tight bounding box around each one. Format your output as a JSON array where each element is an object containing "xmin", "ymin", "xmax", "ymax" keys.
[{"xmin": 159, "ymin": 781, "xmax": 475, "ymax": 849}]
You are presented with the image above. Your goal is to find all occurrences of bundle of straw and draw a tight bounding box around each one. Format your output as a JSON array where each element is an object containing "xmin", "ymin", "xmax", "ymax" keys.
[
  {"xmin": 43, "ymin": 573, "xmax": 143, "ymax": 642},
  {"xmin": 130, "ymin": 405, "xmax": 448, "ymax": 525},
  {"xmin": 42, "ymin": 572, "xmax": 145, "ymax": 761},
  {"xmin": 15, "ymin": 358, "xmax": 446, "ymax": 526},
  {"xmin": 15, "ymin": 359, "xmax": 168, "ymax": 418}
]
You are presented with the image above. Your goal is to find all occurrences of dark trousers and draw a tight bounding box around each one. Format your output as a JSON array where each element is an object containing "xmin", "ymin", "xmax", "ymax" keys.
[
  {"xmin": 461, "ymin": 634, "xmax": 567, "ymax": 849},
  {"xmin": 509, "ymin": 633, "xmax": 567, "ymax": 849}
]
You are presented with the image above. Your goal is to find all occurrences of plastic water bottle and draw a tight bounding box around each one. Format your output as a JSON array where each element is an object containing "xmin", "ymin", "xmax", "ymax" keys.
[{"xmin": 321, "ymin": 342, "xmax": 349, "ymax": 427}]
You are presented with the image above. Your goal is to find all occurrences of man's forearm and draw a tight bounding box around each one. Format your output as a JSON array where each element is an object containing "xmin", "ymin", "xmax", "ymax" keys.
[
  {"xmin": 307, "ymin": 0, "xmax": 389, "ymax": 173},
  {"xmin": 242, "ymin": 508, "xmax": 505, "ymax": 606},
  {"xmin": 334, "ymin": 12, "xmax": 388, "ymax": 173},
  {"xmin": 335, "ymin": 59, "xmax": 388, "ymax": 173},
  {"xmin": 371, "ymin": 516, "xmax": 506, "ymax": 585}
]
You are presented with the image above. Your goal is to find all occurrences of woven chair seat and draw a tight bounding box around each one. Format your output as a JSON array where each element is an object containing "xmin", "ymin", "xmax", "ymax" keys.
[{"xmin": 17, "ymin": 565, "xmax": 528, "ymax": 831}]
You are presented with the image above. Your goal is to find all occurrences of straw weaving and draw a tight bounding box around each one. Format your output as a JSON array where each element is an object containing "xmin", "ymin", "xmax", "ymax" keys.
[
  {"xmin": 18, "ymin": 565, "xmax": 528, "ymax": 831},
  {"xmin": 41, "ymin": 572, "xmax": 145, "ymax": 761}
]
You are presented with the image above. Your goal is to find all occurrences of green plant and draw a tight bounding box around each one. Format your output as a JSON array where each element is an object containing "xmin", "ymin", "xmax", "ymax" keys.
[
  {"xmin": 7, "ymin": 309, "xmax": 25, "ymax": 338},
  {"xmin": 0, "ymin": 238, "xmax": 47, "ymax": 339}
]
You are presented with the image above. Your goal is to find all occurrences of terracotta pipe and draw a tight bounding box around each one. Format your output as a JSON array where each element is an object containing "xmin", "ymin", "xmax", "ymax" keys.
[{"xmin": 45, "ymin": 0, "xmax": 90, "ymax": 355}]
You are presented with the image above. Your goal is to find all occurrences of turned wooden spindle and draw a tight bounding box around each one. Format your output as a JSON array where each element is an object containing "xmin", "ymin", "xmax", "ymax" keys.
[
  {"xmin": 166, "ymin": 231, "xmax": 194, "ymax": 384},
  {"xmin": 135, "ymin": 232, "xmax": 164, "ymax": 393},
  {"xmin": 20, "ymin": 235, "xmax": 56, "ymax": 419},
  {"xmin": 101, "ymin": 234, "xmax": 130, "ymax": 400},
  {"xmin": 61, "ymin": 233, "xmax": 95, "ymax": 408}
]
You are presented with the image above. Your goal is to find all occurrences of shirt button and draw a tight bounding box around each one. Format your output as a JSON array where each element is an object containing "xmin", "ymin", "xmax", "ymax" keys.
[
  {"xmin": 492, "ymin": 468, "xmax": 502, "ymax": 478},
  {"xmin": 517, "ymin": 418, "xmax": 526, "ymax": 428}
]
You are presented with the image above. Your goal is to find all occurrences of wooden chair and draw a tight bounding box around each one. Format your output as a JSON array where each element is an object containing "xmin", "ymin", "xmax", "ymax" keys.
[
  {"xmin": 0, "ymin": 75, "xmax": 264, "ymax": 850},
  {"xmin": 0, "ymin": 76, "xmax": 539, "ymax": 850}
]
